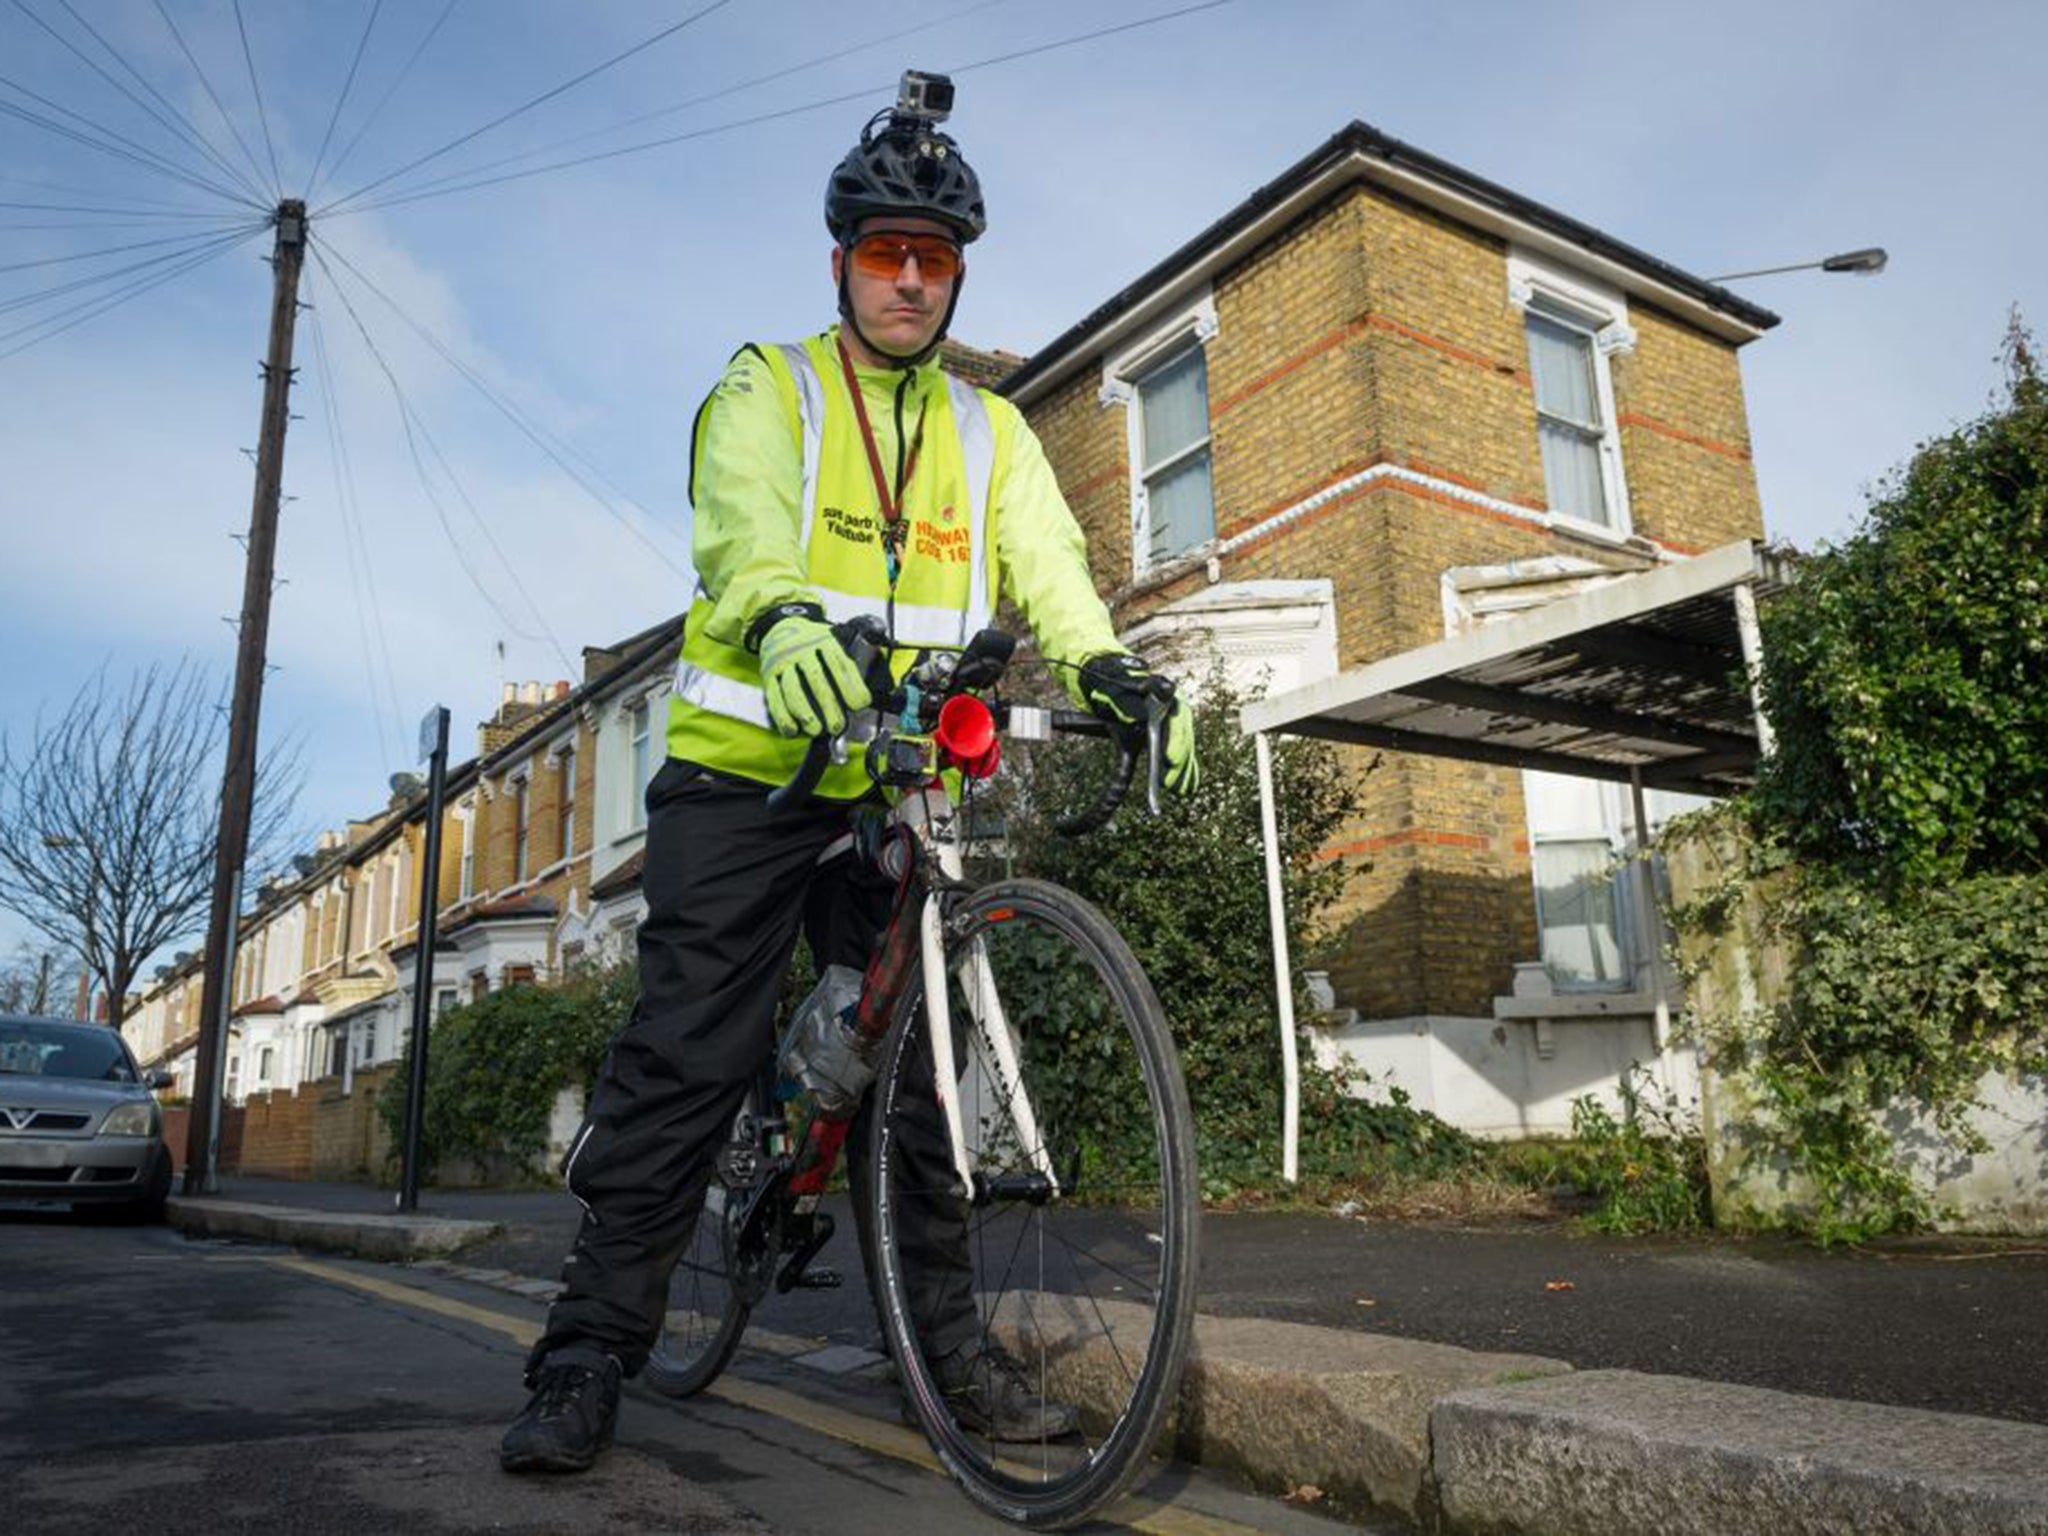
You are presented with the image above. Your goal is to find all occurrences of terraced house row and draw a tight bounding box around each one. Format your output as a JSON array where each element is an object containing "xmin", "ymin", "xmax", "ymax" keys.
[
  {"xmin": 121, "ymin": 121, "xmax": 1776, "ymax": 1152},
  {"xmin": 123, "ymin": 618, "xmax": 684, "ymax": 1155}
]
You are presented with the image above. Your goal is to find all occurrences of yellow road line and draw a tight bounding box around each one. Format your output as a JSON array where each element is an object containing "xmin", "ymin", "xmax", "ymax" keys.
[
  {"xmin": 265, "ymin": 1256, "xmax": 1262, "ymax": 1535},
  {"xmin": 270, "ymin": 1254, "xmax": 541, "ymax": 1346}
]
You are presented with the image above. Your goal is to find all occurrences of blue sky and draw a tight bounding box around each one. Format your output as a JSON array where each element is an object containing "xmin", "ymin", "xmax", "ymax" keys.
[{"xmin": 2, "ymin": 0, "xmax": 2044, "ymax": 959}]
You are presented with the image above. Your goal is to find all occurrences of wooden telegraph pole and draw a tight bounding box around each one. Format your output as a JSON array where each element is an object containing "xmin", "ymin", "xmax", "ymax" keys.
[{"xmin": 184, "ymin": 201, "xmax": 307, "ymax": 1195}]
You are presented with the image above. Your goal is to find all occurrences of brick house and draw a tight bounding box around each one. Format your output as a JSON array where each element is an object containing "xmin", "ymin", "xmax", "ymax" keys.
[
  {"xmin": 124, "ymin": 619, "xmax": 683, "ymax": 1133},
  {"xmin": 999, "ymin": 122, "xmax": 1780, "ymax": 1134}
]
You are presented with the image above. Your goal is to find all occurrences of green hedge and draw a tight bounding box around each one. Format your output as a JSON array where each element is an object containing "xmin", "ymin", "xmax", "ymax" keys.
[
  {"xmin": 1680, "ymin": 320, "xmax": 2048, "ymax": 1240},
  {"xmin": 378, "ymin": 960, "xmax": 634, "ymax": 1182}
]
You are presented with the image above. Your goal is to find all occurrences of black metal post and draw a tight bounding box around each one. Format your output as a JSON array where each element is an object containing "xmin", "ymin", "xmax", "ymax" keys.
[{"xmin": 397, "ymin": 706, "xmax": 451, "ymax": 1213}]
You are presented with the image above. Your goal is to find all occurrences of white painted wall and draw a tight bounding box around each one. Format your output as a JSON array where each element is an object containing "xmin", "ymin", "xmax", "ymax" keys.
[{"xmin": 1310, "ymin": 1011, "xmax": 1700, "ymax": 1139}]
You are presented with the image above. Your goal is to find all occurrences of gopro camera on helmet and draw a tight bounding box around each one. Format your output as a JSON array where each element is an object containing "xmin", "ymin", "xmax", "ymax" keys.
[{"xmin": 895, "ymin": 70, "xmax": 954, "ymax": 126}]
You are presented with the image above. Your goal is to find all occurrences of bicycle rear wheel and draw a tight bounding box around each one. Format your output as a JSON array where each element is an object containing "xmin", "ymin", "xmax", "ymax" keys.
[
  {"xmin": 642, "ymin": 1170, "xmax": 751, "ymax": 1398},
  {"xmin": 869, "ymin": 878, "xmax": 1198, "ymax": 1529}
]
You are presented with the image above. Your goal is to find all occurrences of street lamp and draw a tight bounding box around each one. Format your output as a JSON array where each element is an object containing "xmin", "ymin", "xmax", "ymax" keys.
[
  {"xmin": 40, "ymin": 835, "xmax": 96, "ymax": 1019},
  {"xmin": 1707, "ymin": 247, "xmax": 1888, "ymax": 283}
]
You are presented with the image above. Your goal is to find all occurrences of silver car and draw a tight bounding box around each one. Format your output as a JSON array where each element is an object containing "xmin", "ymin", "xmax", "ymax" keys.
[{"xmin": 0, "ymin": 1014, "xmax": 173, "ymax": 1221}]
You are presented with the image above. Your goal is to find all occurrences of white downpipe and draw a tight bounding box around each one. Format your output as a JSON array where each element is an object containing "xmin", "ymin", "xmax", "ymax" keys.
[{"xmin": 1255, "ymin": 732, "xmax": 1300, "ymax": 1184}]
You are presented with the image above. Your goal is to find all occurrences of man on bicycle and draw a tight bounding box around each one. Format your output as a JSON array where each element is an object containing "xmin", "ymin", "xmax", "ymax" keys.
[{"xmin": 503, "ymin": 71, "xmax": 1199, "ymax": 1475}]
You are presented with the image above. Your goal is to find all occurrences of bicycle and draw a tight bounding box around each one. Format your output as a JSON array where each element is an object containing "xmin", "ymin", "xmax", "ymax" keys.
[{"xmin": 640, "ymin": 619, "xmax": 1199, "ymax": 1530}]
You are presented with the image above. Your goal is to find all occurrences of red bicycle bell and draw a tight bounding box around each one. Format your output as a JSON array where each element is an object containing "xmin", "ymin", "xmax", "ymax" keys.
[{"xmin": 934, "ymin": 694, "xmax": 1000, "ymax": 779}]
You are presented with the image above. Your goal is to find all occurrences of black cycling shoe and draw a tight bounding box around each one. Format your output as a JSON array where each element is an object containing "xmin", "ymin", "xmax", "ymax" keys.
[
  {"xmin": 500, "ymin": 1347, "xmax": 622, "ymax": 1473},
  {"xmin": 916, "ymin": 1345, "xmax": 1081, "ymax": 1443}
]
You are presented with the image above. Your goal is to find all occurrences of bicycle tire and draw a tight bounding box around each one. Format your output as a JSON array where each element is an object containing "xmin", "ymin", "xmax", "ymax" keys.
[
  {"xmin": 868, "ymin": 878, "xmax": 1198, "ymax": 1529},
  {"xmin": 641, "ymin": 1173, "xmax": 752, "ymax": 1398}
]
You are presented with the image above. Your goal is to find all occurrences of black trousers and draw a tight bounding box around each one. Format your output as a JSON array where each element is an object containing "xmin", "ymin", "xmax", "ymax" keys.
[{"xmin": 530, "ymin": 758, "xmax": 978, "ymax": 1378}]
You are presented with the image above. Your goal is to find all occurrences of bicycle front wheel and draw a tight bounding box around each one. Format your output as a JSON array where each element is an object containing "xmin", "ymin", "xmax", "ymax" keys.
[
  {"xmin": 641, "ymin": 1174, "xmax": 750, "ymax": 1399},
  {"xmin": 869, "ymin": 878, "xmax": 1198, "ymax": 1529}
]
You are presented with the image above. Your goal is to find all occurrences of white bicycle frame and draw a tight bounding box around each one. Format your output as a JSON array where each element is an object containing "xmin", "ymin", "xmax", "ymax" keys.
[{"xmin": 893, "ymin": 792, "xmax": 1060, "ymax": 1203}]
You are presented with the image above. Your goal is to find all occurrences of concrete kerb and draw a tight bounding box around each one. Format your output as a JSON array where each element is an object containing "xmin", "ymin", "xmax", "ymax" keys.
[
  {"xmin": 1429, "ymin": 1370, "xmax": 2048, "ymax": 1536},
  {"xmin": 985, "ymin": 1290, "xmax": 1571, "ymax": 1525},
  {"xmin": 165, "ymin": 1197, "xmax": 501, "ymax": 1263},
  {"xmin": 158, "ymin": 1210, "xmax": 2048, "ymax": 1532}
]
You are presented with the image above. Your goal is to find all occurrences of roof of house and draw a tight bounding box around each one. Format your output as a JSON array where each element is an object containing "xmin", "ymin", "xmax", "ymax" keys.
[{"xmin": 1000, "ymin": 121, "xmax": 1781, "ymax": 408}]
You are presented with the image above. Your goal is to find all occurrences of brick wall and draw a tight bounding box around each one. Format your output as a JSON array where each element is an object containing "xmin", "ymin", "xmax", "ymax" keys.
[
  {"xmin": 237, "ymin": 1085, "xmax": 317, "ymax": 1179},
  {"xmin": 1024, "ymin": 172, "xmax": 1765, "ymax": 1020},
  {"xmin": 311, "ymin": 1065, "xmax": 397, "ymax": 1180},
  {"xmin": 160, "ymin": 1101, "xmax": 243, "ymax": 1175}
]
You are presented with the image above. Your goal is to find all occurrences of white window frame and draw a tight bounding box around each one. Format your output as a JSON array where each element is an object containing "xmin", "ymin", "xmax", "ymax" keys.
[
  {"xmin": 1507, "ymin": 248, "xmax": 1635, "ymax": 540},
  {"xmin": 455, "ymin": 797, "xmax": 477, "ymax": 902},
  {"xmin": 1101, "ymin": 291, "xmax": 1220, "ymax": 578},
  {"xmin": 385, "ymin": 847, "xmax": 404, "ymax": 941},
  {"xmin": 627, "ymin": 698, "xmax": 653, "ymax": 832},
  {"xmin": 556, "ymin": 742, "xmax": 578, "ymax": 865},
  {"xmin": 509, "ymin": 766, "xmax": 533, "ymax": 885}
]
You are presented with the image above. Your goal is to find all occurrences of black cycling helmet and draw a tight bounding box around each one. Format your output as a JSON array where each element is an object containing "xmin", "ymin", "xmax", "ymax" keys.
[
  {"xmin": 827, "ymin": 73, "xmax": 985, "ymax": 367},
  {"xmin": 825, "ymin": 100, "xmax": 986, "ymax": 246}
]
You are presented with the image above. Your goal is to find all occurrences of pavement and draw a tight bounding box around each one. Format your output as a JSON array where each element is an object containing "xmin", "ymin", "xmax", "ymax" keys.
[{"xmin": 165, "ymin": 1176, "xmax": 2048, "ymax": 1533}]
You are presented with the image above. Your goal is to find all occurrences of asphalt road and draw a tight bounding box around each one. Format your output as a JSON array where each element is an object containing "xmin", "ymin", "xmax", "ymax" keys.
[
  {"xmin": 343, "ymin": 1181, "xmax": 2048, "ymax": 1427},
  {"xmin": 0, "ymin": 1207, "xmax": 1379, "ymax": 1535}
]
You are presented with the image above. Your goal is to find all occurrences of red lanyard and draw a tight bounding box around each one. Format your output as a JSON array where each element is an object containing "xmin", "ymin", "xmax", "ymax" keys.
[{"xmin": 835, "ymin": 334, "xmax": 925, "ymax": 582}]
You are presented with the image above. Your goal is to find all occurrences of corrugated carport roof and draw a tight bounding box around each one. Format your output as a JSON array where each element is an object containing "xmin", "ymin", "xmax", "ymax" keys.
[{"xmin": 1240, "ymin": 540, "xmax": 1790, "ymax": 798}]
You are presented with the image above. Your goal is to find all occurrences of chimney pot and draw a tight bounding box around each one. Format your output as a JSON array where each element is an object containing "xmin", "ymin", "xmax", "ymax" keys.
[{"xmin": 501, "ymin": 682, "xmax": 516, "ymax": 705}]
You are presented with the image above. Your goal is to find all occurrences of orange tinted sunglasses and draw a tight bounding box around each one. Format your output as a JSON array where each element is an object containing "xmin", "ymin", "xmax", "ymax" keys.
[{"xmin": 849, "ymin": 231, "xmax": 963, "ymax": 283}]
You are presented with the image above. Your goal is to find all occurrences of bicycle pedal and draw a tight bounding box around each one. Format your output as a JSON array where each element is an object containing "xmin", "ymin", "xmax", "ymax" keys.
[{"xmin": 786, "ymin": 1265, "xmax": 842, "ymax": 1290}]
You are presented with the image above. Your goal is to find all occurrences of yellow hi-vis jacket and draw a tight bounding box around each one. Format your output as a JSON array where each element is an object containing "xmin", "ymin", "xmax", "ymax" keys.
[{"xmin": 668, "ymin": 327, "xmax": 1121, "ymax": 799}]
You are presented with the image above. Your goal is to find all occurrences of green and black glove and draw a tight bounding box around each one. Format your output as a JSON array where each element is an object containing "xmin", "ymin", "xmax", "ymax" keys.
[
  {"xmin": 1075, "ymin": 652, "xmax": 1199, "ymax": 797},
  {"xmin": 755, "ymin": 611, "xmax": 871, "ymax": 738}
]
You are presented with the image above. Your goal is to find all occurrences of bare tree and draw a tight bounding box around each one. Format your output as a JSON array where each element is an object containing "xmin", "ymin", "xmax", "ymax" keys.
[
  {"xmin": 0, "ymin": 940, "xmax": 78, "ymax": 1015},
  {"xmin": 0, "ymin": 662, "xmax": 301, "ymax": 1028}
]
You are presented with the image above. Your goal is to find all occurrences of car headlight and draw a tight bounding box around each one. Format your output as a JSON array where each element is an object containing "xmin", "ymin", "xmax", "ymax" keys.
[{"xmin": 99, "ymin": 1101, "xmax": 159, "ymax": 1137}]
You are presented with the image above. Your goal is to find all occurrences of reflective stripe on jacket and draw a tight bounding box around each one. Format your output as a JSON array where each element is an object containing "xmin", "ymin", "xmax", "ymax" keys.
[{"xmin": 667, "ymin": 327, "xmax": 1117, "ymax": 798}]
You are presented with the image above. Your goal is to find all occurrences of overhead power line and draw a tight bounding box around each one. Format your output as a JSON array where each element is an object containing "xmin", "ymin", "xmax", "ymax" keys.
[
  {"xmin": 318, "ymin": 0, "xmax": 734, "ymax": 216},
  {"xmin": 0, "ymin": 73, "xmax": 266, "ymax": 209},
  {"xmin": 229, "ymin": 0, "xmax": 283, "ymax": 195},
  {"xmin": 312, "ymin": 0, "xmax": 463, "ymax": 204},
  {"xmin": 336, "ymin": 0, "xmax": 1239, "ymax": 218},
  {"xmin": 366, "ymin": 0, "xmax": 1012, "ymax": 210},
  {"xmin": 7, "ymin": 0, "xmax": 266, "ymax": 206},
  {"xmin": 0, "ymin": 223, "xmax": 263, "ymax": 274},
  {"xmin": 0, "ymin": 220, "xmax": 261, "ymax": 362},
  {"xmin": 309, "ymin": 240, "xmax": 576, "ymax": 674},
  {"xmin": 41, "ymin": 0, "xmax": 274, "ymax": 205},
  {"xmin": 0, "ymin": 172, "xmax": 228, "ymax": 209},
  {"xmin": 0, "ymin": 197, "xmax": 259, "ymax": 219},
  {"xmin": 304, "ymin": 283, "xmax": 405, "ymax": 768},
  {"xmin": 0, "ymin": 222, "xmax": 262, "ymax": 319},
  {"xmin": 149, "ymin": 0, "xmax": 276, "ymax": 201},
  {"xmin": 305, "ymin": 0, "xmax": 384, "ymax": 196},
  {"xmin": 313, "ymin": 232, "xmax": 691, "ymax": 581}
]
